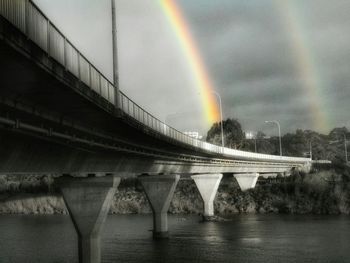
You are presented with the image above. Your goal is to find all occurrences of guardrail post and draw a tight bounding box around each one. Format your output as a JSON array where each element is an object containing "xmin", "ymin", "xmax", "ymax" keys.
[
  {"xmin": 99, "ymin": 74, "xmax": 102, "ymax": 95},
  {"xmin": 77, "ymin": 53, "xmax": 81, "ymax": 80},
  {"xmin": 47, "ymin": 20, "xmax": 50, "ymax": 55},
  {"xmin": 127, "ymin": 99, "xmax": 130, "ymax": 115},
  {"xmin": 107, "ymin": 84, "xmax": 110, "ymax": 102},
  {"xmin": 25, "ymin": 0, "xmax": 29, "ymax": 36},
  {"xmin": 89, "ymin": 64, "xmax": 92, "ymax": 88},
  {"xmin": 63, "ymin": 37, "xmax": 67, "ymax": 70}
]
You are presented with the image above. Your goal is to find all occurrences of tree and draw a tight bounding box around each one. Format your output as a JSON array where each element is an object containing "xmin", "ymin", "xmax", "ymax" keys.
[
  {"xmin": 256, "ymin": 131, "xmax": 266, "ymax": 139},
  {"xmin": 329, "ymin": 127, "xmax": 348, "ymax": 141},
  {"xmin": 282, "ymin": 129, "xmax": 308, "ymax": 157},
  {"xmin": 206, "ymin": 118, "xmax": 244, "ymax": 148},
  {"xmin": 205, "ymin": 118, "xmax": 349, "ymax": 162}
]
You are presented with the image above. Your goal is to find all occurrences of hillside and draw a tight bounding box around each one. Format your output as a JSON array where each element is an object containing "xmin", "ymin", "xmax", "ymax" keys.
[{"xmin": 1, "ymin": 164, "xmax": 350, "ymax": 215}]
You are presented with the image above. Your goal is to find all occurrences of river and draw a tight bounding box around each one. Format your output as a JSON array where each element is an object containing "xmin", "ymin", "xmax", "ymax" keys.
[{"xmin": 0, "ymin": 214, "xmax": 349, "ymax": 262}]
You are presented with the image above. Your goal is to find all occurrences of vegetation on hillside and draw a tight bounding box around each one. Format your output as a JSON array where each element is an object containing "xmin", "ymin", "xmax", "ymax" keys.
[
  {"xmin": 206, "ymin": 118, "xmax": 349, "ymax": 163},
  {"xmin": 1, "ymin": 164, "xmax": 350, "ymax": 215}
]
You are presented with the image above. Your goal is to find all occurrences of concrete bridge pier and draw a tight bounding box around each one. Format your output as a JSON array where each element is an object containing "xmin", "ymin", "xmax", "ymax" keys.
[
  {"xmin": 191, "ymin": 174, "xmax": 222, "ymax": 218},
  {"xmin": 57, "ymin": 175, "xmax": 120, "ymax": 263},
  {"xmin": 139, "ymin": 174, "xmax": 180, "ymax": 239},
  {"xmin": 234, "ymin": 173, "xmax": 259, "ymax": 191}
]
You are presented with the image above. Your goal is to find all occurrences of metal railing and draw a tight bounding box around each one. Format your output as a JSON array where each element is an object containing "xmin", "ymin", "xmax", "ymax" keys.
[
  {"xmin": 0, "ymin": 0, "xmax": 310, "ymax": 165},
  {"xmin": 0, "ymin": 0, "xmax": 115, "ymax": 104}
]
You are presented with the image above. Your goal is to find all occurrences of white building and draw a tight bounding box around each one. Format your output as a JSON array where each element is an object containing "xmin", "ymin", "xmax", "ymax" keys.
[{"xmin": 183, "ymin": 131, "xmax": 203, "ymax": 140}]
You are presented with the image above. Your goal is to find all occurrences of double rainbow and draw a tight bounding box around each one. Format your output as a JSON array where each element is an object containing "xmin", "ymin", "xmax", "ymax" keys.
[{"xmin": 160, "ymin": 0, "xmax": 328, "ymax": 132}]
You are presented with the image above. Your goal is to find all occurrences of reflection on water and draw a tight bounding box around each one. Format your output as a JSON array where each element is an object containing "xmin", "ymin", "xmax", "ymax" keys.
[
  {"xmin": 240, "ymin": 237, "xmax": 263, "ymax": 244},
  {"xmin": 0, "ymin": 214, "xmax": 350, "ymax": 262},
  {"xmin": 201, "ymin": 221, "xmax": 224, "ymax": 243}
]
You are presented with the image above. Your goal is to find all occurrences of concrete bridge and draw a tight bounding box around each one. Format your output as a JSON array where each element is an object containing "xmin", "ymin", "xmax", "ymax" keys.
[{"xmin": 0, "ymin": 1, "xmax": 311, "ymax": 262}]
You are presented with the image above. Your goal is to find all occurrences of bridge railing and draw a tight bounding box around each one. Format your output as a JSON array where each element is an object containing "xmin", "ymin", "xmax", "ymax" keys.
[
  {"xmin": 0, "ymin": 0, "xmax": 310, "ymax": 164},
  {"xmin": 118, "ymin": 90, "xmax": 224, "ymax": 153},
  {"xmin": 0, "ymin": 0, "xmax": 116, "ymax": 105}
]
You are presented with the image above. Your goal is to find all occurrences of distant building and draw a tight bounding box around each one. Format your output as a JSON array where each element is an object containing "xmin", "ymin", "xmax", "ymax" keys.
[
  {"xmin": 245, "ymin": 131, "xmax": 255, "ymax": 139},
  {"xmin": 183, "ymin": 131, "xmax": 203, "ymax": 140}
]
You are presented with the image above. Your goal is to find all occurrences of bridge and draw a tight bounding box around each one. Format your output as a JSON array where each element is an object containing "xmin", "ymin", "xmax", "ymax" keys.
[{"xmin": 0, "ymin": 1, "xmax": 311, "ymax": 262}]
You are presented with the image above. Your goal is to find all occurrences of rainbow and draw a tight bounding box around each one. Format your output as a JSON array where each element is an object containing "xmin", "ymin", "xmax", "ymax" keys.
[
  {"xmin": 275, "ymin": 1, "xmax": 329, "ymax": 132},
  {"xmin": 160, "ymin": 1, "xmax": 328, "ymax": 132},
  {"xmin": 159, "ymin": 0, "xmax": 220, "ymax": 125}
]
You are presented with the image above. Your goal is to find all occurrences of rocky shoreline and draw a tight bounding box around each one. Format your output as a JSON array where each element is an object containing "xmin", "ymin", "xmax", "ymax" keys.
[{"xmin": 1, "ymin": 168, "xmax": 350, "ymax": 215}]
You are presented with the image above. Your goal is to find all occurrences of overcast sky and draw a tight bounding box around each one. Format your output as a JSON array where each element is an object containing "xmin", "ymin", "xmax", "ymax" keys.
[{"xmin": 34, "ymin": 0, "xmax": 350, "ymax": 137}]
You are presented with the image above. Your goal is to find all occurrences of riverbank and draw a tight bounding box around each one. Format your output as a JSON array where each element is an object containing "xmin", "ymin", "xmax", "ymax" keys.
[{"xmin": 1, "ymin": 167, "xmax": 350, "ymax": 215}]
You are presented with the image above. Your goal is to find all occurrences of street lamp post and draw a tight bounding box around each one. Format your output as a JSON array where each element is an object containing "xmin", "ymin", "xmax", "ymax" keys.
[
  {"xmin": 246, "ymin": 131, "xmax": 257, "ymax": 153},
  {"xmin": 309, "ymin": 140, "xmax": 313, "ymax": 160},
  {"xmin": 111, "ymin": 0, "xmax": 120, "ymax": 108},
  {"xmin": 329, "ymin": 134, "xmax": 348, "ymax": 163},
  {"xmin": 344, "ymin": 133, "xmax": 348, "ymax": 163},
  {"xmin": 254, "ymin": 137, "xmax": 257, "ymax": 153},
  {"xmin": 211, "ymin": 91, "xmax": 224, "ymax": 148},
  {"xmin": 265, "ymin": 120, "xmax": 282, "ymax": 156}
]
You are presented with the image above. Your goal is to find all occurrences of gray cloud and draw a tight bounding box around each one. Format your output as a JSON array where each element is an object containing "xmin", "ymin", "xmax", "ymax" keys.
[
  {"xmin": 178, "ymin": 0, "xmax": 350, "ymax": 135},
  {"xmin": 34, "ymin": 0, "xmax": 350, "ymax": 137}
]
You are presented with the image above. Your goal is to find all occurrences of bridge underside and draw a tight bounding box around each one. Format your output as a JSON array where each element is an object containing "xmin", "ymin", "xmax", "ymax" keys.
[{"xmin": 0, "ymin": 128, "xmax": 292, "ymax": 175}]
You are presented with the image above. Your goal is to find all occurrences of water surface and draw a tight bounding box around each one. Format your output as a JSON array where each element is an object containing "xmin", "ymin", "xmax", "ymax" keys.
[{"xmin": 0, "ymin": 214, "xmax": 349, "ymax": 262}]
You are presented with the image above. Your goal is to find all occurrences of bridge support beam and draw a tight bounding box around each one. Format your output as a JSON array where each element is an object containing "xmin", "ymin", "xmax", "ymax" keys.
[
  {"xmin": 139, "ymin": 174, "xmax": 180, "ymax": 239},
  {"xmin": 57, "ymin": 175, "xmax": 120, "ymax": 263},
  {"xmin": 191, "ymin": 174, "xmax": 222, "ymax": 218},
  {"xmin": 234, "ymin": 173, "xmax": 259, "ymax": 191},
  {"xmin": 260, "ymin": 173, "xmax": 278, "ymax": 179}
]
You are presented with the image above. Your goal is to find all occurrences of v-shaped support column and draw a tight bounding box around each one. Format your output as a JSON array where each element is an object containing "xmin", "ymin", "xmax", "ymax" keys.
[
  {"xmin": 234, "ymin": 173, "xmax": 259, "ymax": 191},
  {"xmin": 139, "ymin": 174, "xmax": 180, "ymax": 239},
  {"xmin": 57, "ymin": 175, "xmax": 120, "ymax": 263},
  {"xmin": 191, "ymin": 174, "xmax": 222, "ymax": 217}
]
